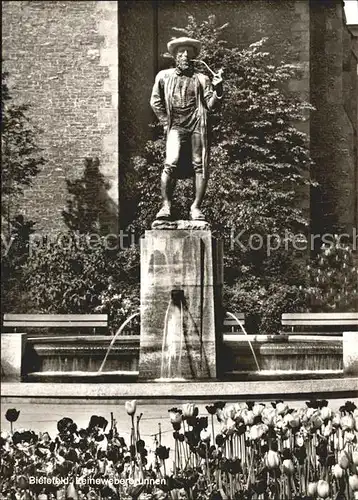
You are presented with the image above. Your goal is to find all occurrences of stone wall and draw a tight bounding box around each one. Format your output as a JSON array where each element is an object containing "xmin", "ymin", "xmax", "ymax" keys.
[
  {"xmin": 2, "ymin": 0, "xmax": 118, "ymax": 235},
  {"xmin": 118, "ymin": 0, "xmax": 311, "ymax": 224},
  {"xmin": 310, "ymin": 0, "xmax": 358, "ymax": 236},
  {"xmin": 2, "ymin": 0, "xmax": 357, "ymax": 236}
]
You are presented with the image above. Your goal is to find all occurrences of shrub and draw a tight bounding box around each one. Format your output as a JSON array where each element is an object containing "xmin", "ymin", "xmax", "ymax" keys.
[
  {"xmin": 25, "ymin": 235, "xmax": 140, "ymax": 334},
  {"xmin": 307, "ymin": 236, "xmax": 358, "ymax": 312}
]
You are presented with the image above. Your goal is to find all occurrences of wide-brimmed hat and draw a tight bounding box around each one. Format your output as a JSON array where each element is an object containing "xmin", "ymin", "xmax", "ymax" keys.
[{"xmin": 167, "ymin": 37, "xmax": 201, "ymax": 57}]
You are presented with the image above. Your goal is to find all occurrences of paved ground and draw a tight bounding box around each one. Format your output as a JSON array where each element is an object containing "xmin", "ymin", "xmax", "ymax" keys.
[{"xmin": 1, "ymin": 397, "xmax": 354, "ymax": 452}]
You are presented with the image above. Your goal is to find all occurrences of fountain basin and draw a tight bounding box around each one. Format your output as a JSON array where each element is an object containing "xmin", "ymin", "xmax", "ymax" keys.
[
  {"xmin": 222, "ymin": 334, "xmax": 342, "ymax": 372},
  {"xmin": 22, "ymin": 332, "xmax": 344, "ymax": 382},
  {"xmin": 23, "ymin": 335, "xmax": 139, "ymax": 374}
]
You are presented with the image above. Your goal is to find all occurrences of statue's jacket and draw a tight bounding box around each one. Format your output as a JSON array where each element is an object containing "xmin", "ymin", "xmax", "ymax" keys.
[{"xmin": 150, "ymin": 67, "xmax": 222, "ymax": 179}]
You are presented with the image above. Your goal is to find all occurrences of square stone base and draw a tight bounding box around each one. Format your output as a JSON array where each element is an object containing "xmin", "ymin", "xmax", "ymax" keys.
[
  {"xmin": 1, "ymin": 333, "xmax": 27, "ymax": 381},
  {"xmin": 343, "ymin": 331, "xmax": 358, "ymax": 375},
  {"xmin": 139, "ymin": 230, "xmax": 221, "ymax": 380}
]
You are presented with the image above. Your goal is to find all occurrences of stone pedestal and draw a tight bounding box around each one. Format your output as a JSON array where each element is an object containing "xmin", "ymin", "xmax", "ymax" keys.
[
  {"xmin": 139, "ymin": 229, "xmax": 222, "ymax": 380},
  {"xmin": 343, "ymin": 331, "xmax": 358, "ymax": 375},
  {"xmin": 1, "ymin": 333, "xmax": 27, "ymax": 381}
]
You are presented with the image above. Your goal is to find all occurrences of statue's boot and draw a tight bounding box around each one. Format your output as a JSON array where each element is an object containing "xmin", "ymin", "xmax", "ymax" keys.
[
  {"xmin": 156, "ymin": 205, "xmax": 171, "ymax": 220},
  {"xmin": 190, "ymin": 207, "xmax": 206, "ymax": 221}
]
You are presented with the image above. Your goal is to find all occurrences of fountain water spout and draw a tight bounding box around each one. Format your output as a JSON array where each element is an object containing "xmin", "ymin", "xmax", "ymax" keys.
[
  {"xmin": 98, "ymin": 311, "xmax": 140, "ymax": 373},
  {"xmin": 160, "ymin": 289, "xmax": 185, "ymax": 379},
  {"xmin": 226, "ymin": 311, "xmax": 261, "ymax": 372}
]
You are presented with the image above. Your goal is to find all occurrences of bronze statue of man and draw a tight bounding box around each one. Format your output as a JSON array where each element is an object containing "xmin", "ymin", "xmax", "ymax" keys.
[{"xmin": 150, "ymin": 37, "xmax": 223, "ymax": 221}]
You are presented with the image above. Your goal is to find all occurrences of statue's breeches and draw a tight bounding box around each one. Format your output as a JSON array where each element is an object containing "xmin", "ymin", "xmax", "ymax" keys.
[{"xmin": 164, "ymin": 128, "xmax": 203, "ymax": 178}]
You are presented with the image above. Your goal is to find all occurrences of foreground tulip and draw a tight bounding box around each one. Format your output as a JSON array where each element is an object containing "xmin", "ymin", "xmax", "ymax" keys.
[
  {"xmin": 125, "ymin": 400, "xmax": 137, "ymax": 416},
  {"xmin": 320, "ymin": 406, "xmax": 332, "ymax": 421},
  {"xmin": 169, "ymin": 409, "xmax": 183, "ymax": 425},
  {"xmin": 338, "ymin": 450, "xmax": 350, "ymax": 469},
  {"xmin": 349, "ymin": 475, "xmax": 358, "ymax": 491},
  {"xmin": 317, "ymin": 479, "xmax": 329, "ymax": 498},
  {"xmin": 224, "ymin": 417, "xmax": 236, "ymax": 436},
  {"xmin": 262, "ymin": 408, "xmax": 276, "ymax": 426},
  {"xmin": 252, "ymin": 403, "xmax": 265, "ymax": 417},
  {"xmin": 17, "ymin": 475, "xmax": 28, "ymax": 489},
  {"xmin": 67, "ymin": 482, "xmax": 78, "ymax": 500},
  {"xmin": 182, "ymin": 403, "xmax": 197, "ymax": 418},
  {"xmin": 276, "ymin": 402, "xmax": 289, "ymax": 416},
  {"xmin": 332, "ymin": 464, "xmax": 344, "ymax": 479},
  {"xmin": 5, "ymin": 408, "xmax": 20, "ymax": 433},
  {"xmin": 341, "ymin": 414, "xmax": 354, "ymax": 431},
  {"xmin": 332, "ymin": 413, "xmax": 341, "ymax": 428},
  {"xmin": 282, "ymin": 458, "xmax": 294, "ymax": 475},
  {"xmin": 5, "ymin": 408, "xmax": 20, "ymax": 422},
  {"xmin": 307, "ymin": 482, "xmax": 317, "ymax": 496},
  {"xmin": 323, "ymin": 420, "xmax": 333, "ymax": 437},
  {"xmin": 265, "ymin": 450, "xmax": 280, "ymax": 469},
  {"xmin": 353, "ymin": 450, "xmax": 358, "ymax": 466},
  {"xmin": 200, "ymin": 428, "xmax": 210, "ymax": 442},
  {"xmin": 310, "ymin": 413, "xmax": 324, "ymax": 431}
]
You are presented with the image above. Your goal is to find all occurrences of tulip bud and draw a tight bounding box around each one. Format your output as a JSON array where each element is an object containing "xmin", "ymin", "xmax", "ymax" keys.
[
  {"xmin": 310, "ymin": 414, "xmax": 324, "ymax": 431},
  {"xmin": 332, "ymin": 464, "xmax": 344, "ymax": 479},
  {"xmin": 307, "ymin": 482, "xmax": 317, "ymax": 496},
  {"xmin": 320, "ymin": 406, "xmax": 332, "ymax": 422},
  {"xmin": 265, "ymin": 450, "xmax": 280, "ymax": 469},
  {"xmin": 225, "ymin": 417, "xmax": 236, "ymax": 435},
  {"xmin": 345, "ymin": 430, "xmax": 355, "ymax": 443},
  {"xmin": 252, "ymin": 404, "xmax": 265, "ymax": 417},
  {"xmin": 249, "ymin": 425, "xmax": 260, "ymax": 441},
  {"xmin": 200, "ymin": 429, "xmax": 210, "ymax": 442},
  {"xmin": 223, "ymin": 404, "xmax": 235, "ymax": 420},
  {"xmin": 242, "ymin": 409, "xmax": 254, "ymax": 426},
  {"xmin": 182, "ymin": 403, "xmax": 197, "ymax": 419},
  {"xmin": 353, "ymin": 451, "xmax": 358, "ymax": 466},
  {"xmin": 341, "ymin": 414, "xmax": 354, "ymax": 431},
  {"xmin": 283, "ymin": 413, "xmax": 293, "ymax": 426},
  {"xmin": 306, "ymin": 408, "xmax": 315, "ymax": 419},
  {"xmin": 262, "ymin": 408, "xmax": 276, "ymax": 426},
  {"xmin": 338, "ymin": 450, "xmax": 350, "ymax": 470},
  {"xmin": 332, "ymin": 413, "xmax": 341, "ymax": 428},
  {"xmin": 5, "ymin": 408, "xmax": 20, "ymax": 423},
  {"xmin": 125, "ymin": 400, "xmax": 137, "ymax": 416},
  {"xmin": 323, "ymin": 421, "xmax": 333, "ymax": 437},
  {"xmin": 317, "ymin": 479, "xmax": 329, "ymax": 498},
  {"xmin": 56, "ymin": 488, "xmax": 66, "ymax": 500},
  {"xmin": 282, "ymin": 459, "xmax": 294, "ymax": 476},
  {"xmin": 67, "ymin": 482, "xmax": 78, "ymax": 500},
  {"xmin": 296, "ymin": 434, "xmax": 304, "ymax": 447},
  {"xmin": 350, "ymin": 475, "xmax": 358, "ymax": 492},
  {"xmin": 169, "ymin": 411, "xmax": 182, "ymax": 425},
  {"xmin": 17, "ymin": 476, "xmax": 28, "ymax": 489},
  {"xmin": 276, "ymin": 402, "xmax": 288, "ymax": 416}
]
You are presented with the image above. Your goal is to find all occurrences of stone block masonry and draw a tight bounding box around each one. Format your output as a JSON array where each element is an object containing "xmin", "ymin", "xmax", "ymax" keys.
[
  {"xmin": 139, "ymin": 230, "xmax": 223, "ymax": 380},
  {"xmin": 2, "ymin": 1, "xmax": 118, "ymax": 235}
]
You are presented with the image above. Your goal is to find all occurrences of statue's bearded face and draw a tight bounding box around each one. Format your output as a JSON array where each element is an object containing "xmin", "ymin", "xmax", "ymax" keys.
[{"xmin": 175, "ymin": 45, "xmax": 195, "ymax": 71}]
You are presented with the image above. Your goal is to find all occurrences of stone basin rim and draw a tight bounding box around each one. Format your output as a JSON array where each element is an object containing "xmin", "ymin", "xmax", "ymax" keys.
[{"xmin": 1, "ymin": 377, "xmax": 357, "ymax": 401}]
